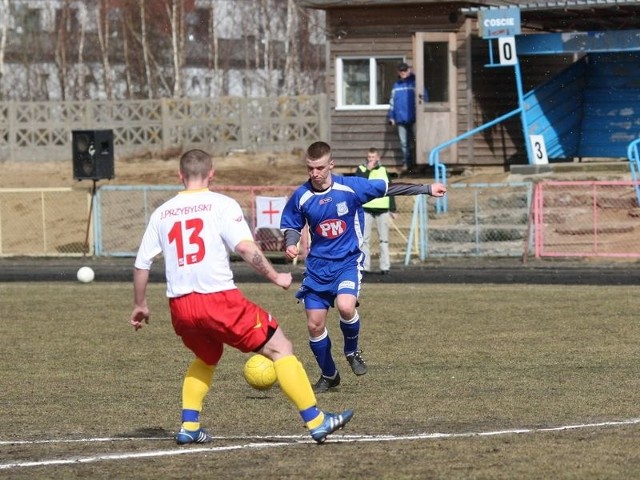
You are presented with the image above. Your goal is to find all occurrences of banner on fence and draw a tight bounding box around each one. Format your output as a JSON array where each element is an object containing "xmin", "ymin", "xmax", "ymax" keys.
[{"xmin": 255, "ymin": 196, "xmax": 287, "ymax": 229}]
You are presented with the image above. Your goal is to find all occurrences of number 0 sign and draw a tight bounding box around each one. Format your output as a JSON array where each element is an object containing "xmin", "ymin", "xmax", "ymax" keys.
[{"xmin": 498, "ymin": 37, "xmax": 517, "ymax": 65}]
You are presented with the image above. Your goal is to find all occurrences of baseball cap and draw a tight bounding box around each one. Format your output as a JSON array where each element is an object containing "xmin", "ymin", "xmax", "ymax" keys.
[{"xmin": 397, "ymin": 62, "xmax": 410, "ymax": 71}]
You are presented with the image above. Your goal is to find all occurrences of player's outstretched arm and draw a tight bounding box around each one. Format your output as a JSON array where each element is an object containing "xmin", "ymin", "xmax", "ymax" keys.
[
  {"xmin": 387, "ymin": 182, "xmax": 447, "ymax": 197},
  {"xmin": 235, "ymin": 239, "xmax": 292, "ymax": 289}
]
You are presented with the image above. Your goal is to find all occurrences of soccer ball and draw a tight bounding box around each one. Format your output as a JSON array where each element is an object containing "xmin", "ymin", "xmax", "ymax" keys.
[
  {"xmin": 243, "ymin": 354, "xmax": 277, "ymax": 390},
  {"xmin": 77, "ymin": 266, "xmax": 95, "ymax": 283}
]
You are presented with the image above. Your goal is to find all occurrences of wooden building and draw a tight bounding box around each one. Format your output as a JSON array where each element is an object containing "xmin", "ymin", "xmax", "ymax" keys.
[{"xmin": 299, "ymin": 0, "xmax": 640, "ymax": 172}]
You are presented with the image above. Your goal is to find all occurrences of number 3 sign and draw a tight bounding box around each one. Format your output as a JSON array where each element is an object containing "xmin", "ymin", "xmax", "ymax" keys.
[{"xmin": 529, "ymin": 135, "xmax": 549, "ymax": 165}]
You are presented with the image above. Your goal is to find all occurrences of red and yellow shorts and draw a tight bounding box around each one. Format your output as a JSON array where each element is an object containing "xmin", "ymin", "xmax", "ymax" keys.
[{"xmin": 169, "ymin": 289, "xmax": 279, "ymax": 365}]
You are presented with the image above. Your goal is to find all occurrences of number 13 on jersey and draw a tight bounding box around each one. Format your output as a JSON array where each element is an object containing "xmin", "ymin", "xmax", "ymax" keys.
[{"xmin": 168, "ymin": 218, "xmax": 206, "ymax": 266}]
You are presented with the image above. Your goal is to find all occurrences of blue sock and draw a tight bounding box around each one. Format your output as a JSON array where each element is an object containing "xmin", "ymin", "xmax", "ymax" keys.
[
  {"xmin": 340, "ymin": 312, "xmax": 360, "ymax": 355},
  {"xmin": 309, "ymin": 330, "xmax": 337, "ymax": 377}
]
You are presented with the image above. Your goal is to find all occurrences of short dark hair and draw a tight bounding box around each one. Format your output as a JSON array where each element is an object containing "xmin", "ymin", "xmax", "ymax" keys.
[
  {"xmin": 306, "ymin": 141, "xmax": 331, "ymax": 161},
  {"xmin": 180, "ymin": 149, "xmax": 213, "ymax": 179},
  {"xmin": 397, "ymin": 62, "xmax": 410, "ymax": 71}
]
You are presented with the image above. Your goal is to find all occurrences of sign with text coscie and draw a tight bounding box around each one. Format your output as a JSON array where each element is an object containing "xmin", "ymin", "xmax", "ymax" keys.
[{"xmin": 478, "ymin": 7, "xmax": 521, "ymax": 39}]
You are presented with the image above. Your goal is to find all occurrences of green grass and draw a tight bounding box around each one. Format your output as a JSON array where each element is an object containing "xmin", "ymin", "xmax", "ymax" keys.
[{"xmin": 1, "ymin": 281, "xmax": 639, "ymax": 479}]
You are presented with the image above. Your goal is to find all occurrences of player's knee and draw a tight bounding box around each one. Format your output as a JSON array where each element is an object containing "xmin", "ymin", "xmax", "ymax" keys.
[
  {"xmin": 336, "ymin": 301, "xmax": 356, "ymax": 320},
  {"xmin": 262, "ymin": 334, "xmax": 293, "ymax": 359}
]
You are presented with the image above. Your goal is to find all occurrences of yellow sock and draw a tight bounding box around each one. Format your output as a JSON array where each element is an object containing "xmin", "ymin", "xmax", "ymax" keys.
[
  {"xmin": 274, "ymin": 355, "xmax": 324, "ymax": 430},
  {"xmin": 181, "ymin": 358, "xmax": 215, "ymax": 430}
]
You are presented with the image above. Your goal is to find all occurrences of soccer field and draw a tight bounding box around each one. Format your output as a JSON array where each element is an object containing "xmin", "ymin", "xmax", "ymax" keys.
[{"xmin": 1, "ymin": 281, "xmax": 639, "ymax": 479}]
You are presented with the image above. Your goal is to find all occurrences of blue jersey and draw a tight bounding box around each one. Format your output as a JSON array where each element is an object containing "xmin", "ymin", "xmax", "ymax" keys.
[{"xmin": 281, "ymin": 175, "xmax": 388, "ymax": 276}]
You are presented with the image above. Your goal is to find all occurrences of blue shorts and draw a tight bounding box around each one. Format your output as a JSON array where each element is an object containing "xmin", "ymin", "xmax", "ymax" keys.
[{"xmin": 295, "ymin": 257, "xmax": 362, "ymax": 310}]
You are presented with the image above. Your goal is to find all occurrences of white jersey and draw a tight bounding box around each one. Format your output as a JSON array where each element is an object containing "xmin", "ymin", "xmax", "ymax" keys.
[{"xmin": 134, "ymin": 188, "xmax": 253, "ymax": 298}]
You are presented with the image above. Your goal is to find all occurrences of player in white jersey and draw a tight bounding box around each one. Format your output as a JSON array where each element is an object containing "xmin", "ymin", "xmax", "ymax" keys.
[
  {"xmin": 130, "ymin": 149, "xmax": 353, "ymax": 444},
  {"xmin": 281, "ymin": 142, "xmax": 446, "ymax": 393}
]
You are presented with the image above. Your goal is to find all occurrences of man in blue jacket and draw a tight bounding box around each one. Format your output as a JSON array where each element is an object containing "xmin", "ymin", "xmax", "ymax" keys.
[{"xmin": 387, "ymin": 62, "xmax": 416, "ymax": 174}]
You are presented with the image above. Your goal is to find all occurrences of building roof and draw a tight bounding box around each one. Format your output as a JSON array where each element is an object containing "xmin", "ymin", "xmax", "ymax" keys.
[{"xmin": 298, "ymin": 1, "xmax": 640, "ymax": 31}]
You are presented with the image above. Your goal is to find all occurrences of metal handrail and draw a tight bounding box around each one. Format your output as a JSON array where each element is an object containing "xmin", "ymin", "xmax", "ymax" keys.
[
  {"xmin": 429, "ymin": 107, "xmax": 522, "ymax": 213},
  {"xmin": 627, "ymin": 138, "xmax": 640, "ymax": 207}
]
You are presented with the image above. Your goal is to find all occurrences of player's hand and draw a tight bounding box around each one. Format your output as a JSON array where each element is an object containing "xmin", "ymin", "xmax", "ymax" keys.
[
  {"xmin": 274, "ymin": 272, "xmax": 293, "ymax": 290},
  {"xmin": 390, "ymin": 212, "xmax": 398, "ymax": 220},
  {"xmin": 285, "ymin": 245, "xmax": 299, "ymax": 261},
  {"xmin": 130, "ymin": 306, "xmax": 150, "ymax": 331},
  {"xmin": 431, "ymin": 183, "xmax": 447, "ymax": 197},
  {"xmin": 388, "ymin": 119, "xmax": 396, "ymax": 126}
]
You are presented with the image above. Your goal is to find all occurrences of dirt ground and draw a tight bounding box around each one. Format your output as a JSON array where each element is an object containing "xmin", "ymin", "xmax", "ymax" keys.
[
  {"xmin": 0, "ymin": 150, "xmax": 516, "ymax": 189},
  {"xmin": 0, "ymin": 151, "xmax": 319, "ymax": 189}
]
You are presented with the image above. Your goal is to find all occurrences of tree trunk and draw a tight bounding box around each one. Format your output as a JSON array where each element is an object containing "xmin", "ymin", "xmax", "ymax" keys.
[
  {"xmin": 76, "ymin": 3, "xmax": 87, "ymax": 100},
  {"xmin": 96, "ymin": 0, "xmax": 114, "ymax": 100},
  {"xmin": 55, "ymin": 0, "xmax": 73, "ymax": 101},
  {"xmin": 164, "ymin": 0, "xmax": 183, "ymax": 98},
  {"xmin": 283, "ymin": 0, "xmax": 300, "ymax": 95},
  {"xmin": 0, "ymin": 0, "xmax": 9, "ymax": 100},
  {"xmin": 139, "ymin": 0, "xmax": 153, "ymax": 99},
  {"xmin": 208, "ymin": 0, "xmax": 222, "ymax": 96},
  {"xmin": 121, "ymin": 14, "xmax": 133, "ymax": 99}
]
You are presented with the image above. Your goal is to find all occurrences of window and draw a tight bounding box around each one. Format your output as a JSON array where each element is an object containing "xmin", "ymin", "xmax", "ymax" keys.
[
  {"xmin": 55, "ymin": 7, "xmax": 79, "ymax": 33},
  {"xmin": 186, "ymin": 9, "xmax": 210, "ymax": 43},
  {"xmin": 423, "ymin": 42, "xmax": 449, "ymax": 103},
  {"xmin": 336, "ymin": 57, "xmax": 403, "ymax": 109},
  {"xmin": 23, "ymin": 8, "xmax": 41, "ymax": 34}
]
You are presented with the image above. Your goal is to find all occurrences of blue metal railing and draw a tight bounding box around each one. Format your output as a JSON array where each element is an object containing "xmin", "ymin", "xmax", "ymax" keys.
[
  {"xmin": 430, "ymin": 54, "xmax": 531, "ymax": 214},
  {"xmin": 429, "ymin": 107, "xmax": 522, "ymax": 214},
  {"xmin": 627, "ymin": 138, "xmax": 640, "ymax": 207}
]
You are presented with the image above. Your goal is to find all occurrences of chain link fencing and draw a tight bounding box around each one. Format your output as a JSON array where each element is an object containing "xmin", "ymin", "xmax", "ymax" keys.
[
  {"xmin": 0, "ymin": 188, "xmax": 91, "ymax": 256},
  {"xmin": 532, "ymin": 181, "xmax": 640, "ymax": 258},
  {"xmin": 3, "ymin": 181, "xmax": 640, "ymax": 260}
]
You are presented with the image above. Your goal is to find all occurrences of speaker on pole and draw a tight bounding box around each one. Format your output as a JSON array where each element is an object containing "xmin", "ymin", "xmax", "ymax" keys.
[{"xmin": 72, "ymin": 129, "xmax": 115, "ymax": 181}]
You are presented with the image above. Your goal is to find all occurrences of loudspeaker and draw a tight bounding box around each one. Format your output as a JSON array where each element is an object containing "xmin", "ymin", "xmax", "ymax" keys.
[{"xmin": 72, "ymin": 129, "xmax": 114, "ymax": 180}]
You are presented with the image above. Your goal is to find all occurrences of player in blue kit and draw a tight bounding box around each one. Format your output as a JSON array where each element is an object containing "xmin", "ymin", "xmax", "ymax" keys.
[{"xmin": 280, "ymin": 142, "xmax": 447, "ymax": 393}]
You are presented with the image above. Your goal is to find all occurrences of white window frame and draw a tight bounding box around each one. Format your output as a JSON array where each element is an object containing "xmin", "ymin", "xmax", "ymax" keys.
[{"xmin": 336, "ymin": 56, "xmax": 403, "ymax": 111}]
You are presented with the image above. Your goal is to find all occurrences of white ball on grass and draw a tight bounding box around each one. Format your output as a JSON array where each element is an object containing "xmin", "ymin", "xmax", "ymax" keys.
[{"xmin": 77, "ymin": 266, "xmax": 95, "ymax": 283}]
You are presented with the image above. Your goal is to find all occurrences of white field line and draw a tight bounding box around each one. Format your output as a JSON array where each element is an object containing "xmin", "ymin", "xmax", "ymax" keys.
[{"xmin": 1, "ymin": 418, "xmax": 639, "ymax": 470}]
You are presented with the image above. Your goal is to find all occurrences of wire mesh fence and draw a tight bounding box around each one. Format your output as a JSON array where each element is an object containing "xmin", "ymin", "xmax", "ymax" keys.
[
  {"xmin": 0, "ymin": 188, "xmax": 91, "ymax": 256},
  {"xmin": 3, "ymin": 181, "xmax": 639, "ymax": 260},
  {"xmin": 532, "ymin": 181, "xmax": 640, "ymax": 258}
]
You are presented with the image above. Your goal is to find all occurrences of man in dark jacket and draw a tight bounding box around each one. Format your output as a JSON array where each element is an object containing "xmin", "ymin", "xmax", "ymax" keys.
[
  {"xmin": 354, "ymin": 147, "xmax": 396, "ymax": 275},
  {"xmin": 387, "ymin": 62, "xmax": 416, "ymax": 174}
]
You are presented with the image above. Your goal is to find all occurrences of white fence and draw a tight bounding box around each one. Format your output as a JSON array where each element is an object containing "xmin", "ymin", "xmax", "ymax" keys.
[{"xmin": 0, "ymin": 95, "xmax": 328, "ymax": 161}]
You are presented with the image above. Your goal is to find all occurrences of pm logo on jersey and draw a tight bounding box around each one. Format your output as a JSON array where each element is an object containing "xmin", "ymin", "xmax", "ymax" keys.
[{"xmin": 317, "ymin": 219, "xmax": 346, "ymax": 238}]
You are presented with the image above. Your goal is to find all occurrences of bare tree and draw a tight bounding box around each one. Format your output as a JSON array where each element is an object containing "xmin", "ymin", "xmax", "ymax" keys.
[
  {"xmin": 240, "ymin": 4, "xmax": 252, "ymax": 97},
  {"xmin": 139, "ymin": 0, "xmax": 153, "ymax": 99},
  {"xmin": 255, "ymin": 0, "xmax": 274, "ymax": 96},
  {"xmin": 293, "ymin": 5, "xmax": 326, "ymax": 94},
  {"xmin": 0, "ymin": 0, "xmax": 327, "ymax": 101},
  {"xmin": 0, "ymin": 0, "xmax": 9, "ymax": 99},
  {"xmin": 121, "ymin": 10, "xmax": 133, "ymax": 99},
  {"xmin": 96, "ymin": 0, "xmax": 114, "ymax": 100},
  {"xmin": 283, "ymin": 0, "xmax": 300, "ymax": 94},
  {"xmin": 75, "ymin": 2, "xmax": 88, "ymax": 100},
  {"xmin": 162, "ymin": 0, "xmax": 184, "ymax": 97},
  {"xmin": 207, "ymin": 0, "xmax": 221, "ymax": 95},
  {"xmin": 54, "ymin": 0, "xmax": 72, "ymax": 100}
]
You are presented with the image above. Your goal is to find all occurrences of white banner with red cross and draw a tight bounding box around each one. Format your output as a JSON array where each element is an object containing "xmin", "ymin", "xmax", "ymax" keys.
[{"xmin": 255, "ymin": 196, "xmax": 287, "ymax": 229}]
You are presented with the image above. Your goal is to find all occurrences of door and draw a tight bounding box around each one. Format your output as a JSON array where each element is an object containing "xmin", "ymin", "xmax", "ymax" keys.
[{"xmin": 415, "ymin": 32, "xmax": 457, "ymax": 165}]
